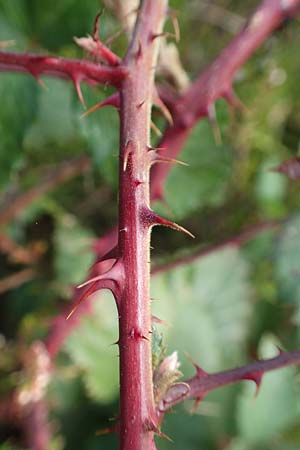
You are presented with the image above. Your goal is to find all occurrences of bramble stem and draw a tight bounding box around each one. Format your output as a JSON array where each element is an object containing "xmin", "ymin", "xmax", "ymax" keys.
[
  {"xmin": 157, "ymin": 349, "xmax": 300, "ymax": 414},
  {"xmin": 0, "ymin": 51, "xmax": 127, "ymax": 88},
  {"xmin": 117, "ymin": 1, "xmax": 167, "ymax": 449},
  {"xmin": 150, "ymin": 0, "xmax": 300, "ymax": 201}
]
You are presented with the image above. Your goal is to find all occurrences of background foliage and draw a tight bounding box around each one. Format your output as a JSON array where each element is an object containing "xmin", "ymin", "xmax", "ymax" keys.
[{"xmin": 0, "ymin": 1, "xmax": 300, "ymax": 449}]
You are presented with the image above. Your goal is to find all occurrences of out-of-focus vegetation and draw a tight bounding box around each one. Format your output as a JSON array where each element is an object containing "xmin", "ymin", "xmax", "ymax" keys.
[{"xmin": 0, "ymin": 1, "xmax": 300, "ymax": 449}]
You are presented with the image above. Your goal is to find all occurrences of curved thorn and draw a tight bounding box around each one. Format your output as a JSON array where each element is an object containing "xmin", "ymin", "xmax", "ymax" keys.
[
  {"xmin": 144, "ymin": 418, "xmax": 173, "ymax": 442},
  {"xmin": 29, "ymin": 69, "xmax": 47, "ymax": 89},
  {"xmin": 77, "ymin": 258, "xmax": 124, "ymax": 289},
  {"xmin": 93, "ymin": 10, "xmax": 104, "ymax": 40},
  {"xmin": 81, "ymin": 92, "xmax": 120, "ymax": 118},
  {"xmin": 242, "ymin": 371, "xmax": 263, "ymax": 397},
  {"xmin": 223, "ymin": 88, "xmax": 247, "ymax": 113},
  {"xmin": 152, "ymin": 156, "xmax": 188, "ymax": 167},
  {"xmin": 184, "ymin": 352, "xmax": 208, "ymax": 378},
  {"xmin": 169, "ymin": 9, "xmax": 180, "ymax": 42},
  {"xmin": 152, "ymin": 315, "xmax": 172, "ymax": 327},
  {"xmin": 153, "ymin": 89, "xmax": 174, "ymax": 125},
  {"xmin": 72, "ymin": 75, "xmax": 85, "ymax": 108},
  {"xmin": 151, "ymin": 32, "xmax": 176, "ymax": 41},
  {"xmin": 151, "ymin": 120, "xmax": 162, "ymax": 137},
  {"xmin": 207, "ymin": 103, "xmax": 222, "ymax": 145},
  {"xmin": 95, "ymin": 424, "xmax": 118, "ymax": 436},
  {"xmin": 136, "ymin": 39, "xmax": 143, "ymax": 60},
  {"xmin": 66, "ymin": 281, "xmax": 97, "ymax": 320},
  {"xmin": 190, "ymin": 395, "xmax": 204, "ymax": 414},
  {"xmin": 147, "ymin": 146, "xmax": 167, "ymax": 153},
  {"xmin": 142, "ymin": 209, "xmax": 195, "ymax": 238}
]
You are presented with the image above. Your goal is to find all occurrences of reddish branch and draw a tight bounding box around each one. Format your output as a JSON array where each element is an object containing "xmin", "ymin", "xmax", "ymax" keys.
[
  {"xmin": 116, "ymin": 2, "xmax": 168, "ymax": 449},
  {"xmin": 45, "ymin": 0, "xmax": 300, "ymax": 366},
  {"xmin": 46, "ymin": 219, "xmax": 278, "ymax": 359},
  {"xmin": 0, "ymin": 51, "xmax": 127, "ymax": 94},
  {"xmin": 150, "ymin": 0, "xmax": 300, "ymax": 201},
  {"xmin": 0, "ymin": 234, "xmax": 44, "ymax": 265},
  {"xmin": 157, "ymin": 349, "xmax": 300, "ymax": 414},
  {"xmin": 152, "ymin": 220, "xmax": 279, "ymax": 275},
  {"xmin": 0, "ymin": 268, "xmax": 36, "ymax": 294},
  {"xmin": 1, "ymin": 1, "xmax": 300, "ymax": 449},
  {"xmin": 0, "ymin": 155, "xmax": 91, "ymax": 226}
]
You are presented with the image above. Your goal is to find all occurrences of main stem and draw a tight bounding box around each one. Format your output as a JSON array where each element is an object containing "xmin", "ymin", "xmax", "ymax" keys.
[{"xmin": 118, "ymin": 2, "xmax": 167, "ymax": 450}]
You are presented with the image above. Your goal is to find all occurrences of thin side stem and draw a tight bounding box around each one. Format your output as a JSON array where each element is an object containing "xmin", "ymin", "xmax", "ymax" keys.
[
  {"xmin": 117, "ymin": 1, "xmax": 167, "ymax": 449},
  {"xmin": 152, "ymin": 220, "xmax": 279, "ymax": 275},
  {"xmin": 0, "ymin": 155, "xmax": 90, "ymax": 226},
  {"xmin": 157, "ymin": 350, "xmax": 300, "ymax": 413},
  {"xmin": 0, "ymin": 51, "xmax": 127, "ymax": 88},
  {"xmin": 150, "ymin": 0, "xmax": 300, "ymax": 201}
]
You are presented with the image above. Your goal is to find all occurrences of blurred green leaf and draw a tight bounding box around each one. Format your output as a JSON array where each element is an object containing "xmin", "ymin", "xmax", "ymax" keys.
[
  {"xmin": 157, "ymin": 405, "xmax": 215, "ymax": 450},
  {"xmin": 0, "ymin": 74, "xmax": 37, "ymax": 189},
  {"xmin": 225, "ymin": 439, "xmax": 252, "ymax": 450},
  {"xmin": 76, "ymin": 88, "xmax": 119, "ymax": 189},
  {"xmin": 64, "ymin": 292, "xmax": 119, "ymax": 403},
  {"xmin": 24, "ymin": 79, "xmax": 83, "ymax": 162},
  {"xmin": 152, "ymin": 247, "xmax": 252, "ymax": 374},
  {"xmin": 54, "ymin": 215, "xmax": 95, "ymax": 286},
  {"xmin": 254, "ymin": 155, "xmax": 288, "ymax": 219},
  {"xmin": 236, "ymin": 334, "xmax": 300, "ymax": 444},
  {"xmin": 162, "ymin": 111, "xmax": 233, "ymax": 220},
  {"xmin": 0, "ymin": 446, "xmax": 22, "ymax": 450},
  {"xmin": 275, "ymin": 214, "xmax": 300, "ymax": 307}
]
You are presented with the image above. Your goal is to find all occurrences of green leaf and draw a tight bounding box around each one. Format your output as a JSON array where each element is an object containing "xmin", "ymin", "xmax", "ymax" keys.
[
  {"xmin": 224, "ymin": 439, "xmax": 253, "ymax": 450},
  {"xmin": 0, "ymin": 74, "xmax": 37, "ymax": 189},
  {"xmin": 236, "ymin": 334, "xmax": 300, "ymax": 444},
  {"xmin": 152, "ymin": 247, "xmax": 252, "ymax": 374},
  {"xmin": 0, "ymin": 2, "xmax": 29, "ymax": 43},
  {"xmin": 275, "ymin": 214, "xmax": 300, "ymax": 307},
  {"xmin": 76, "ymin": 88, "xmax": 119, "ymax": 189},
  {"xmin": 53, "ymin": 215, "xmax": 95, "ymax": 286},
  {"xmin": 161, "ymin": 107, "xmax": 233, "ymax": 220},
  {"xmin": 0, "ymin": 444, "xmax": 22, "ymax": 450},
  {"xmin": 64, "ymin": 292, "xmax": 119, "ymax": 403},
  {"xmin": 157, "ymin": 405, "xmax": 213, "ymax": 450},
  {"xmin": 254, "ymin": 156, "xmax": 287, "ymax": 218},
  {"xmin": 24, "ymin": 79, "xmax": 83, "ymax": 163}
]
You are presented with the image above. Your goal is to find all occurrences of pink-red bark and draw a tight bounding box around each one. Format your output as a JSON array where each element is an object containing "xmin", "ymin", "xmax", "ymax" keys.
[
  {"xmin": 157, "ymin": 349, "xmax": 300, "ymax": 414},
  {"xmin": 117, "ymin": 2, "xmax": 167, "ymax": 449}
]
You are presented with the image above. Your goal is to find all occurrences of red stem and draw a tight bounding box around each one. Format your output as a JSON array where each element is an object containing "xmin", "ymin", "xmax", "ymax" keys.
[
  {"xmin": 46, "ymin": 219, "xmax": 278, "ymax": 359},
  {"xmin": 0, "ymin": 51, "xmax": 127, "ymax": 88},
  {"xmin": 152, "ymin": 220, "xmax": 279, "ymax": 275},
  {"xmin": 157, "ymin": 349, "xmax": 300, "ymax": 413},
  {"xmin": 150, "ymin": 0, "xmax": 300, "ymax": 201},
  {"xmin": 45, "ymin": 0, "xmax": 300, "ymax": 364},
  {"xmin": 117, "ymin": 2, "xmax": 167, "ymax": 449},
  {"xmin": 1, "ymin": 1, "xmax": 300, "ymax": 448}
]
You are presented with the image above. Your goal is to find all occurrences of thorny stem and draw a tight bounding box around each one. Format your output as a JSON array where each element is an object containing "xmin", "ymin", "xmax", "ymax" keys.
[
  {"xmin": 1, "ymin": 1, "xmax": 300, "ymax": 449},
  {"xmin": 43, "ymin": 0, "xmax": 300, "ymax": 367},
  {"xmin": 157, "ymin": 349, "xmax": 300, "ymax": 414},
  {"xmin": 150, "ymin": 0, "xmax": 300, "ymax": 201},
  {"xmin": 0, "ymin": 51, "xmax": 127, "ymax": 90},
  {"xmin": 117, "ymin": 2, "xmax": 167, "ymax": 449},
  {"xmin": 152, "ymin": 220, "xmax": 279, "ymax": 275}
]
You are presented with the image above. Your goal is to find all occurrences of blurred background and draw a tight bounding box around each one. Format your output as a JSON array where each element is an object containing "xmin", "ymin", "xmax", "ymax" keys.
[{"xmin": 0, "ymin": 1, "xmax": 300, "ymax": 449}]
